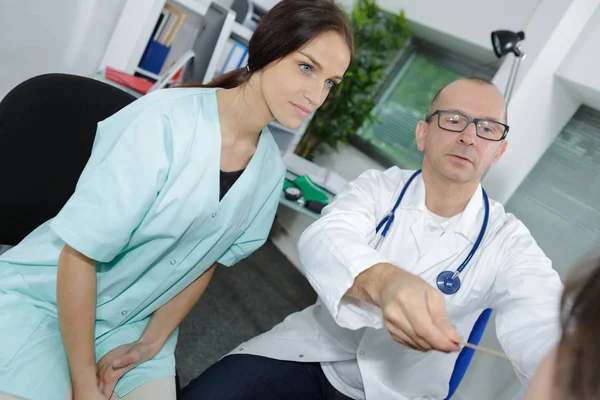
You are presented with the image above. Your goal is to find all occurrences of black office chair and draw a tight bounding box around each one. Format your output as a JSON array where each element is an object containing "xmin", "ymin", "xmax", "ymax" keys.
[{"xmin": 0, "ymin": 73, "xmax": 137, "ymax": 246}]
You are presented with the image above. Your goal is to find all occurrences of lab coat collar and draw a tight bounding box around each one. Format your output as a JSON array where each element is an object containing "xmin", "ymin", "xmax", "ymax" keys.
[
  {"xmin": 398, "ymin": 174, "xmax": 426, "ymax": 212},
  {"xmin": 403, "ymin": 177, "xmax": 459, "ymax": 268},
  {"xmin": 401, "ymin": 175, "xmax": 485, "ymax": 244},
  {"xmin": 454, "ymin": 184, "xmax": 485, "ymax": 244}
]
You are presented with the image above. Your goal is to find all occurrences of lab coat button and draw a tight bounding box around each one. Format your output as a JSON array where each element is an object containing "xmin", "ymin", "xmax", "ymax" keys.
[
  {"xmin": 212, "ymin": 212, "xmax": 217, "ymax": 218},
  {"xmin": 239, "ymin": 348, "xmax": 244, "ymax": 351},
  {"xmin": 359, "ymin": 350, "xmax": 365, "ymax": 356},
  {"xmin": 170, "ymin": 259, "xmax": 177, "ymax": 265},
  {"xmin": 298, "ymin": 354, "xmax": 304, "ymax": 358},
  {"xmin": 121, "ymin": 310, "xmax": 127, "ymax": 315}
]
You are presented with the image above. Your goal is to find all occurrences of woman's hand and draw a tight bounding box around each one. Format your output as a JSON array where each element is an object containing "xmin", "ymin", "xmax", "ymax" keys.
[{"xmin": 96, "ymin": 341, "xmax": 158, "ymax": 399}]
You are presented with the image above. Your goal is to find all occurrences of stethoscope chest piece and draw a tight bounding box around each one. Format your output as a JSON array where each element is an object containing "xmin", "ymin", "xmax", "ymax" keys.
[{"xmin": 436, "ymin": 271, "xmax": 461, "ymax": 295}]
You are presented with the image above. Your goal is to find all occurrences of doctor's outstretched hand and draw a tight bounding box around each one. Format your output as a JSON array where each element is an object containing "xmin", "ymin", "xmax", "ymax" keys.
[{"xmin": 350, "ymin": 262, "xmax": 463, "ymax": 353}]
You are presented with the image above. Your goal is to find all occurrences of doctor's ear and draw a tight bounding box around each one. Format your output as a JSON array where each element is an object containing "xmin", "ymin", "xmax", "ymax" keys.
[
  {"xmin": 490, "ymin": 140, "xmax": 508, "ymax": 168},
  {"xmin": 415, "ymin": 121, "xmax": 428, "ymax": 151}
]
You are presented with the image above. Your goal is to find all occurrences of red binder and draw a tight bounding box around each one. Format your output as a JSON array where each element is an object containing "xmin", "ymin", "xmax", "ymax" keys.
[{"xmin": 104, "ymin": 66, "xmax": 154, "ymax": 95}]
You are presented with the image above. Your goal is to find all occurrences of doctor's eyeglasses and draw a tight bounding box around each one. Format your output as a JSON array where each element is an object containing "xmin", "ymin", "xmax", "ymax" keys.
[{"xmin": 426, "ymin": 110, "xmax": 509, "ymax": 142}]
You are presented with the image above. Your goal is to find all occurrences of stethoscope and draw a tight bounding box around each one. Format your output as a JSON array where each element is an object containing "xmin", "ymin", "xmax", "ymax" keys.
[{"xmin": 374, "ymin": 170, "xmax": 490, "ymax": 295}]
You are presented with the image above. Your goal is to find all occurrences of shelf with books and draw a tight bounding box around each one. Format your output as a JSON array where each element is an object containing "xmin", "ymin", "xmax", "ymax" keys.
[
  {"xmin": 136, "ymin": 0, "xmax": 238, "ymax": 85},
  {"xmin": 99, "ymin": 0, "xmax": 266, "ymax": 85},
  {"xmin": 136, "ymin": 2, "xmax": 190, "ymax": 78},
  {"xmin": 101, "ymin": 0, "xmax": 294, "ymax": 97}
]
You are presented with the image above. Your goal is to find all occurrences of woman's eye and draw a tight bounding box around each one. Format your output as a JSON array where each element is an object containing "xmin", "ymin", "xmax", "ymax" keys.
[
  {"xmin": 300, "ymin": 63, "xmax": 312, "ymax": 73},
  {"xmin": 325, "ymin": 79, "xmax": 337, "ymax": 89}
]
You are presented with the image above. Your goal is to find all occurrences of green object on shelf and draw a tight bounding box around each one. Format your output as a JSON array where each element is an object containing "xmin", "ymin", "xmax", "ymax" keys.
[{"xmin": 284, "ymin": 175, "xmax": 329, "ymax": 205}]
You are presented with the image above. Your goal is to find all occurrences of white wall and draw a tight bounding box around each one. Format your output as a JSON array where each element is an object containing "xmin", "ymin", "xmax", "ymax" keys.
[
  {"xmin": 377, "ymin": 0, "xmax": 541, "ymax": 62},
  {"xmin": 556, "ymin": 3, "xmax": 600, "ymax": 109},
  {"xmin": 0, "ymin": 0, "xmax": 126, "ymax": 100},
  {"xmin": 489, "ymin": 0, "xmax": 575, "ymax": 97}
]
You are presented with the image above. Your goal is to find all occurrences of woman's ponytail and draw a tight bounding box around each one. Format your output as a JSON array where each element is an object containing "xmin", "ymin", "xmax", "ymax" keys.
[{"xmin": 178, "ymin": 66, "xmax": 251, "ymax": 89}]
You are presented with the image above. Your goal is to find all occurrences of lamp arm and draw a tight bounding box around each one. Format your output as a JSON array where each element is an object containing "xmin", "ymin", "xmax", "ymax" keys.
[{"xmin": 505, "ymin": 54, "xmax": 524, "ymax": 106}]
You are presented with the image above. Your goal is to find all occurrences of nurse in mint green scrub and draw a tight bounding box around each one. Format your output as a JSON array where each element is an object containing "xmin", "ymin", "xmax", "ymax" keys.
[{"xmin": 0, "ymin": 1, "xmax": 353, "ymax": 399}]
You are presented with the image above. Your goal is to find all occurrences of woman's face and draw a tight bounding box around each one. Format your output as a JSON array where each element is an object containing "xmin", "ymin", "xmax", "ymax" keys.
[{"xmin": 259, "ymin": 31, "xmax": 352, "ymax": 129}]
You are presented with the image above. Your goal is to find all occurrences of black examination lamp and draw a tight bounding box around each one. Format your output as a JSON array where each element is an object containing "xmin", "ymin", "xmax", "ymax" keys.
[{"xmin": 491, "ymin": 30, "xmax": 526, "ymax": 105}]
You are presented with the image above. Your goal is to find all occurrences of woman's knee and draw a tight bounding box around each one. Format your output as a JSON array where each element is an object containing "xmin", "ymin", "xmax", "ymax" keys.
[{"xmin": 110, "ymin": 377, "xmax": 176, "ymax": 400}]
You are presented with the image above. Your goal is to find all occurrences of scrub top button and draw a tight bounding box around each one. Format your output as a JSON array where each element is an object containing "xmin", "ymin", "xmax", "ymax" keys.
[
  {"xmin": 170, "ymin": 259, "xmax": 177, "ymax": 265},
  {"xmin": 121, "ymin": 310, "xmax": 128, "ymax": 315},
  {"xmin": 212, "ymin": 212, "xmax": 217, "ymax": 218}
]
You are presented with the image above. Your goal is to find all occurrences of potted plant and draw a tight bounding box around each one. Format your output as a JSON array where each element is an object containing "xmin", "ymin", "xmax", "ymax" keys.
[{"xmin": 294, "ymin": 0, "xmax": 412, "ymax": 159}]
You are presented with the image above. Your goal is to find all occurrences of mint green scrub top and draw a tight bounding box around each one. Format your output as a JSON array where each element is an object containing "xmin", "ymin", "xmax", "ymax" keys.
[{"xmin": 0, "ymin": 87, "xmax": 285, "ymax": 399}]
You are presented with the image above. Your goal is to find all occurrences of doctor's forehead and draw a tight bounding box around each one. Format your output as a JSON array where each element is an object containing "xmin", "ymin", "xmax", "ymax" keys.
[{"xmin": 436, "ymin": 79, "xmax": 507, "ymax": 122}]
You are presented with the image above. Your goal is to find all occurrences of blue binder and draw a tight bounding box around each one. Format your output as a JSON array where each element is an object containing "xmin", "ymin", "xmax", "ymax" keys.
[{"xmin": 139, "ymin": 40, "xmax": 171, "ymax": 75}]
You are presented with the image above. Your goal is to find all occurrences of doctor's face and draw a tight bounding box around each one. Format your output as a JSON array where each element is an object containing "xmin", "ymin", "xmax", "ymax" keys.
[
  {"xmin": 259, "ymin": 31, "xmax": 351, "ymax": 129},
  {"xmin": 415, "ymin": 79, "xmax": 508, "ymax": 184}
]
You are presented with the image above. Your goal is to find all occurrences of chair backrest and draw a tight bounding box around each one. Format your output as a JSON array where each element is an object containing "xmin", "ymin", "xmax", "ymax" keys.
[
  {"xmin": 445, "ymin": 307, "xmax": 493, "ymax": 399},
  {"xmin": 0, "ymin": 73, "xmax": 136, "ymax": 245}
]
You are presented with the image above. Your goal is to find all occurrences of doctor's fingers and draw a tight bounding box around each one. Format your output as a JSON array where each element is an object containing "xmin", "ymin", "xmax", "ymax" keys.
[
  {"xmin": 384, "ymin": 318, "xmax": 431, "ymax": 351},
  {"xmin": 399, "ymin": 299, "xmax": 460, "ymax": 353},
  {"xmin": 426, "ymin": 292, "xmax": 463, "ymax": 348},
  {"xmin": 383, "ymin": 295, "xmax": 446, "ymax": 351}
]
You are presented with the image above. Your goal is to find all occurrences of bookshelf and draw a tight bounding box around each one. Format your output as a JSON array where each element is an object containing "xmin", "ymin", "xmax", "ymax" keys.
[
  {"xmin": 98, "ymin": 0, "xmax": 308, "ymax": 156},
  {"xmin": 100, "ymin": 0, "xmax": 233, "ymax": 80},
  {"xmin": 99, "ymin": 0, "xmax": 260, "ymax": 84}
]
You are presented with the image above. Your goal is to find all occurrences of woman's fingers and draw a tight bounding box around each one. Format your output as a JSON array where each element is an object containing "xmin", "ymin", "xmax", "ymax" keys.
[{"xmin": 113, "ymin": 352, "xmax": 137, "ymax": 369}]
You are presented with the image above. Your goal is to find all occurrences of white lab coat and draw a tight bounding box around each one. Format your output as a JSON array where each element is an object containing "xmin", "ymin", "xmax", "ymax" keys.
[{"xmin": 232, "ymin": 167, "xmax": 563, "ymax": 399}]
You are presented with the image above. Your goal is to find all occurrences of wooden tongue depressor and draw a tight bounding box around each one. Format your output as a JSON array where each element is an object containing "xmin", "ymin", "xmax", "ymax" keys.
[{"xmin": 461, "ymin": 342, "xmax": 522, "ymax": 365}]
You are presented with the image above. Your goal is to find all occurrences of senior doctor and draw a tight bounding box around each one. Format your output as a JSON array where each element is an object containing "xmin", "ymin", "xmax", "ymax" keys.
[{"xmin": 181, "ymin": 77, "xmax": 564, "ymax": 400}]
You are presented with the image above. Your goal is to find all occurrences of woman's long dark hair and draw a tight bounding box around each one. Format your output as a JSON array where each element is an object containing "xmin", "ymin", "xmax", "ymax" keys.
[
  {"xmin": 183, "ymin": 0, "xmax": 353, "ymax": 89},
  {"xmin": 555, "ymin": 253, "xmax": 600, "ymax": 399}
]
